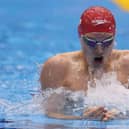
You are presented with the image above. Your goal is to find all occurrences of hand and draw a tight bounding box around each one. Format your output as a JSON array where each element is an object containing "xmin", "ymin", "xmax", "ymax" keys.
[
  {"xmin": 83, "ymin": 106, "xmax": 119, "ymax": 121},
  {"xmin": 102, "ymin": 108, "xmax": 120, "ymax": 121}
]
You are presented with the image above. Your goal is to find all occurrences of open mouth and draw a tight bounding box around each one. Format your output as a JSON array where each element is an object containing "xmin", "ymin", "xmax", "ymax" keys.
[{"xmin": 94, "ymin": 56, "xmax": 103, "ymax": 64}]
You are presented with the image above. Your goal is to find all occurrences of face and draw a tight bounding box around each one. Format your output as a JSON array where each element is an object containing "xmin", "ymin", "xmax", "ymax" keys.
[{"xmin": 80, "ymin": 32, "xmax": 114, "ymax": 68}]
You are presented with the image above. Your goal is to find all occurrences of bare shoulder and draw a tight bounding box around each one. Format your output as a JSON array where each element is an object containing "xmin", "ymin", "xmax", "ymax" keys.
[
  {"xmin": 40, "ymin": 51, "xmax": 82, "ymax": 89},
  {"xmin": 112, "ymin": 49, "xmax": 129, "ymax": 70},
  {"xmin": 112, "ymin": 49, "xmax": 129, "ymax": 61},
  {"xmin": 119, "ymin": 50, "xmax": 129, "ymax": 70},
  {"xmin": 113, "ymin": 50, "xmax": 129, "ymax": 86}
]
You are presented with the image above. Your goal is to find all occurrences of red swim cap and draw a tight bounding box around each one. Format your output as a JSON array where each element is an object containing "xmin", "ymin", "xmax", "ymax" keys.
[{"xmin": 78, "ymin": 6, "xmax": 116, "ymax": 37}]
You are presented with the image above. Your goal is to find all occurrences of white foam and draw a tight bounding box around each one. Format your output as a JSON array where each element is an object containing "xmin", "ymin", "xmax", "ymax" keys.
[
  {"xmin": 39, "ymin": 72, "xmax": 129, "ymax": 116},
  {"xmin": 36, "ymin": 72, "xmax": 129, "ymax": 116},
  {"xmin": 2, "ymin": 72, "xmax": 129, "ymax": 117},
  {"xmin": 85, "ymin": 72, "xmax": 129, "ymax": 113}
]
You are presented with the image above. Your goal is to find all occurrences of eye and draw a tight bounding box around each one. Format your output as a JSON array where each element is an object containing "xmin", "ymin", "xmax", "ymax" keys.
[
  {"xmin": 83, "ymin": 37, "xmax": 96, "ymax": 47},
  {"xmin": 102, "ymin": 37, "xmax": 114, "ymax": 47}
]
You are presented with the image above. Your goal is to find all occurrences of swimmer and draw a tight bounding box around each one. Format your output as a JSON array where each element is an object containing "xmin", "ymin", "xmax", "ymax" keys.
[{"xmin": 40, "ymin": 6, "xmax": 129, "ymax": 121}]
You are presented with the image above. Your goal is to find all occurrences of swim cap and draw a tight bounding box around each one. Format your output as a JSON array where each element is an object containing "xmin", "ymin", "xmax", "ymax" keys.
[{"xmin": 78, "ymin": 6, "xmax": 116, "ymax": 37}]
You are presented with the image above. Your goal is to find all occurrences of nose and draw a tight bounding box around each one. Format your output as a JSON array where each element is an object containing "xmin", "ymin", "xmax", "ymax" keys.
[{"xmin": 95, "ymin": 43, "xmax": 104, "ymax": 55}]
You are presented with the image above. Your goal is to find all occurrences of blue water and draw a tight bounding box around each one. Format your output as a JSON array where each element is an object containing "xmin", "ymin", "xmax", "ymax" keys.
[{"xmin": 1, "ymin": 0, "xmax": 129, "ymax": 128}]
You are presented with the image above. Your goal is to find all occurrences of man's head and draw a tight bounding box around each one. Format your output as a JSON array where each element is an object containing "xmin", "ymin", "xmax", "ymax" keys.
[{"xmin": 78, "ymin": 6, "xmax": 116, "ymax": 68}]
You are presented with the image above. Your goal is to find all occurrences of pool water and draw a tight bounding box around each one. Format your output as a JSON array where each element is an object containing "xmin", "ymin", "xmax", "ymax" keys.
[{"xmin": 1, "ymin": 0, "xmax": 129, "ymax": 128}]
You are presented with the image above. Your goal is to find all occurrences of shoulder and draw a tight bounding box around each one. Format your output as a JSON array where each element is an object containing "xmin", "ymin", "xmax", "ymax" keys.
[
  {"xmin": 113, "ymin": 50, "xmax": 129, "ymax": 87},
  {"xmin": 42, "ymin": 51, "xmax": 82, "ymax": 69},
  {"xmin": 112, "ymin": 49, "xmax": 129, "ymax": 73},
  {"xmin": 40, "ymin": 51, "xmax": 83, "ymax": 89},
  {"xmin": 111, "ymin": 49, "xmax": 129, "ymax": 72},
  {"xmin": 112, "ymin": 49, "xmax": 129, "ymax": 61},
  {"xmin": 117, "ymin": 50, "xmax": 129, "ymax": 63},
  {"xmin": 42, "ymin": 51, "xmax": 83, "ymax": 68}
]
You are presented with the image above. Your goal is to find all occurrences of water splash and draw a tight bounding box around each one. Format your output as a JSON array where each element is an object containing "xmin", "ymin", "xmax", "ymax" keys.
[
  {"xmin": 1, "ymin": 72, "xmax": 129, "ymax": 119},
  {"xmin": 85, "ymin": 72, "xmax": 129, "ymax": 114},
  {"xmin": 40, "ymin": 72, "xmax": 129, "ymax": 117}
]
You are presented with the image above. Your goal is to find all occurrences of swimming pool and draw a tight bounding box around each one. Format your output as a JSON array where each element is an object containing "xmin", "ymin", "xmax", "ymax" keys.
[{"xmin": 1, "ymin": 0, "xmax": 129, "ymax": 128}]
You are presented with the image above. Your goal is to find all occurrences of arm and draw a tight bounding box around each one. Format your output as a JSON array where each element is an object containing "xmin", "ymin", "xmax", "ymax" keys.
[
  {"xmin": 40, "ymin": 55, "xmax": 78, "ymax": 119},
  {"xmin": 46, "ymin": 106, "xmax": 119, "ymax": 121}
]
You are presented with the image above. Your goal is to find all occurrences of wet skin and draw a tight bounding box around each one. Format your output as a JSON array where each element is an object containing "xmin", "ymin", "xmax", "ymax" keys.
[{"xmin": 40, "ymin": 32, "xmax": 129, "ymax": 121}]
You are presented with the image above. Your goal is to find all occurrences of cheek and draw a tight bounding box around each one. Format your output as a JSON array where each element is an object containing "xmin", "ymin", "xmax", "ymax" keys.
[
  {"xmin": 85, "ymin": 47, "xmax": 94, "ymax": 56},
  {"xmin": 81, "ymin": 43, "xmax": 89, "ymax": 53},
  {"xmin": 82, "ymin": 45, "xmax": 94, "ymax": 60},
  {"xmin": 104, "ymin": 47, "xmax": 112, "ymax": 56}
]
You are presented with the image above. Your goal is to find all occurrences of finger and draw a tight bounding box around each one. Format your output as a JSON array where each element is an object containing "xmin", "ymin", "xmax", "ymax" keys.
[
  {"xmin": 83, "ymin": 107, "xmax": 102, "ymax": 116},
  {"xmin": 83, "ymin": 106, "xmax": 105, "ymax": 119},
  {"xmin": 84, "ymin": 106, "xmax": 105, "ymax": 114},
  {"xmin": 102, "ymin": 114, "xmax": 114, "ymax": 121},
  {"xmin": 89, "ymin": 107, "xmax": 105, "ymax": 117},
  {"xmin": 102, "ymin": 116, "xmax": 110, "ymax": 121},
  {"xmin": 102, "ymin": 109, "xmax": 119, "ymax": 121},
  {"xmin": 91, "ymin": 110, "xmax": 106, "ymax": 120}
]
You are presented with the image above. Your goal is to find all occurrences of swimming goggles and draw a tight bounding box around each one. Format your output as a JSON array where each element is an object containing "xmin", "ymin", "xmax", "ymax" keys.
[{"xmin": 82, "ymin": 36, "xmax": 114, "ymax": 48}]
